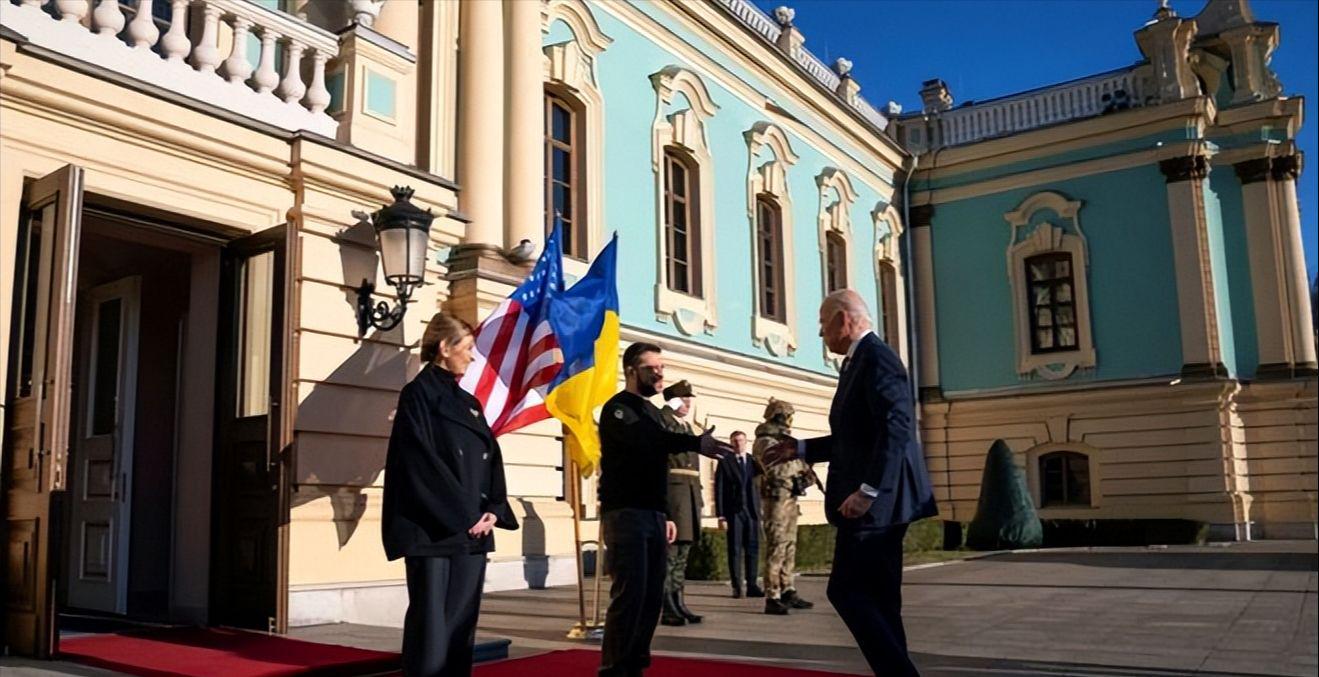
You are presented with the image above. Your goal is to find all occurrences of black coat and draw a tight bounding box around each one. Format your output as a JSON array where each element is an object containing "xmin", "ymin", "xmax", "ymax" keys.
[
  {"xmin": 382, "ymin": 364, "xmax": 518, "ymax": 560},
  {"xmin": 714, "ymin": 454, "xmax": 761, "ymax": 521},
  {"xmin": 804, "ymin": 333, "xmax": 937, "ymax": 529}
]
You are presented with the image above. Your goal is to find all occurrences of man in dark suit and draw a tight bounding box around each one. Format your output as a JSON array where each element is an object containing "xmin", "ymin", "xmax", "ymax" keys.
[
  {"xmin": 764, "ymin": 289, "xmax": 937, "ymax": 676},
  {"xmin": 715, "ymin": 431, "xmax": 763, "ymax": 598}
]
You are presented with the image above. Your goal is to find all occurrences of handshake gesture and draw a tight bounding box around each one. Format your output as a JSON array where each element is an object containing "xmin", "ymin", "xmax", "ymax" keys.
[
  {"xmin": 760, "ymin": 434, "xmax": 800, "ymax": 467},
  {"xmin": 696, "ymin": 426, "xmax": 737, "ymax": 461}
]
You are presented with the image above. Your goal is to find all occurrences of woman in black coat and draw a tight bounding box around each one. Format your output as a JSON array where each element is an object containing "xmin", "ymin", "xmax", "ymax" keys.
[{"xmin": 382, "ymin": 312, "xmax": 518, "ymax": 677}]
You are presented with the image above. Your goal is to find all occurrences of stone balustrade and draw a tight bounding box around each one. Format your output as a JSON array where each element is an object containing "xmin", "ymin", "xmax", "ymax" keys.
[
  {"xmin": 934, "ymin": 67, "xmax": 1148, "ymax": 147},
  {"xmin": 2, "ymin": 0, "xmax": 341, "ymax": 135}
]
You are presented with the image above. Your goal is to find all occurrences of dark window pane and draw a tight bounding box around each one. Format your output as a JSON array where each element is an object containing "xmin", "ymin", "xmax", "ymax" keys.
[
  {"xmin": 553, "ymin": 184, "xmax": 572, "ymax": 219},
  {"xmin": 551, "ymin": 103, "xmax": 571, "ymax": 141},
  {"xmin": 553, "ymin": 148, "xmax": 571, "ymax": 182},
  {"xmin": 92, "ymin": 299, "xmax": 122, "ymax": 436}
]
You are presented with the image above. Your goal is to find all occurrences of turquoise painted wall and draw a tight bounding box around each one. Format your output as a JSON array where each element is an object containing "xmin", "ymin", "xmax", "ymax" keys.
[
  {"xmin": 1201, "ymin": 177, "xmax": 1239, "ymax": 377},
  {"xmin": 1207, "ymin": 170, "xmax": 1259, "ymax": 378},
  {"xmin": 549, "ymin": 4, "xmax": 896, "ymax": 375},
  {"xmin": 930, "ymin": 166, "xmax": 1184, "ymax": 394}
]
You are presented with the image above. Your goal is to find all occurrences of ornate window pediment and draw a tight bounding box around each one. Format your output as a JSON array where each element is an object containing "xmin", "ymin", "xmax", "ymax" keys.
[
  {"xmin": 650, "ymin": 66, "xmax": 718, "ymax": 336},
  {"xmin": 745, "ymin": 122, "xmax": 798, "ymax": 356},
  {"xmin": 816, "ymin": 168, "xmax": 858, "ymax": 367},
  {"xmin": 1004, "ymin": 191, "xmax": 1096, "ymax": 380},
  {"xmin": 873, "ymin": 204, "xmax": 908, "ymax": 365}
]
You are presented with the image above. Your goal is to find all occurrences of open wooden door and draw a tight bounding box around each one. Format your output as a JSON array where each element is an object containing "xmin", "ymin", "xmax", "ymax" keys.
[
  {"xmin": 210, "ymin": 225, "xmax": 290, "ymax": 632},
  {"xmin": 3, "ymin": 165, "xmax": 84, "ymax": 657}
]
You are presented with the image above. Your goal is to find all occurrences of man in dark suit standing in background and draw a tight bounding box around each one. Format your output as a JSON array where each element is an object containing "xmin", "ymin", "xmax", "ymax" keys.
[
  {"xmin": 715, "ymin": 431, "xmax": 763, "ymax": 599},
  {"xmin": 764, "ymin": 289, "xmax": 937, "ymax": 676}
]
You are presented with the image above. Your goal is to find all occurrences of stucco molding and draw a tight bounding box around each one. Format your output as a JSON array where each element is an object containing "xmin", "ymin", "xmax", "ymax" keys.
[
  {"xmin": 745, "ymin": 121, "xmax": 798, "ymax": 357},
  {"xmin": 542, "ymin": 12, "xmax": 608, "ymax": 267},
  {"xmin": 1004, "ymin": 191, "xmax": 1097, "ymax": 381},
  {"xmin": 542, "ymin": 0, "xmax": 612, "ymax": 55},
  {"xmin": 872, "ymin": 203, "xmax": 909, "ymax": 366},
  {"xmin": 814, "ymin": 167, "xmax": 858, "ymax": 368},
  {"xmin": 1022, "ymin": 441, "xmax": 1104, "ymax": 511},
  {"xmin": 650, "ymin": 66, "xmax": 719, "ymax": 336}
]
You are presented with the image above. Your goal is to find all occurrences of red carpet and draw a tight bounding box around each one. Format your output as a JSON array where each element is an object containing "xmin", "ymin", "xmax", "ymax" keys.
[
  {"xmin": 60, "ymin": 627, "xmax": 400, "ymax": 677},
  {"xmin": 475, "ymin": 649, "xmax": 854, "ymax": 676}
]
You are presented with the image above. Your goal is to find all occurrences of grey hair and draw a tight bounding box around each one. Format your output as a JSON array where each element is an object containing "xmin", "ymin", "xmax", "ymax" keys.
[{"xmin": 822, "ymin": 289, "xmax": 872, "ymax": 323}]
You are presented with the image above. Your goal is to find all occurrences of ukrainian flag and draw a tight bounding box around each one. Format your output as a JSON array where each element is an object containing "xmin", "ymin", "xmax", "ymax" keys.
[{"xmin": 545, "ymin": 234, "xmax": 619, "ymax": 476}]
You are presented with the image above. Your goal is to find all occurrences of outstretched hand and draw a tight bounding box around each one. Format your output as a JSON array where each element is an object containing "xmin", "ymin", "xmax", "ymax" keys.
[
  {"xmin": 697, "ymin": 426, "xmax": 736, "ymax": 461},
  {"xmin": 761, "ymin": 437, "xmax": 800, "ymax": 467}
]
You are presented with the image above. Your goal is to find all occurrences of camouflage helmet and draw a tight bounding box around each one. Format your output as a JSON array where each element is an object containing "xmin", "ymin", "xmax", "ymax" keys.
[{"xmin": 762, "ymin": 397, "xmax": 795, "ymax": 423}]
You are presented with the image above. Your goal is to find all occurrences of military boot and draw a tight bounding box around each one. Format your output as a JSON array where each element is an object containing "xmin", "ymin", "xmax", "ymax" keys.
[
  {"xmin": 763, "ymin": 597, "xmax": 790, "ymax": 615},
  {"xmin": 745, "ymin": 582, "xmax": 765, "ymax": 598},
  {"xmin": 676, "ymin": 590, "xmax": 703, "ymax": 624},
  {"xmin": 782, "ymin": 589, "xmax": 814, "ymax": 609},
  {"xmin": 661, "ymin": 591, "xmax": 687, "ymax": 626}
]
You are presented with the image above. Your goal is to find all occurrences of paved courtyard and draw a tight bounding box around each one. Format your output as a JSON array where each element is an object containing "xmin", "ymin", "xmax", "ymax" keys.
[{"xmin": 1, "ymin": 540, "xmax": 1313, "ymax": 676}]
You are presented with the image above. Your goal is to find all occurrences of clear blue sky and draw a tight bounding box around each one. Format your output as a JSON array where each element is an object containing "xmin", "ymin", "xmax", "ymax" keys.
[{"xmin": 753, "ymin": 0, "xmax": 1318, "ymax": 280}]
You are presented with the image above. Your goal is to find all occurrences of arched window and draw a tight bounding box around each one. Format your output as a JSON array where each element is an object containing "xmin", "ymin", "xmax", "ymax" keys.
[
  {"xmin": 878, "ymin": 260, "xmax": 899, "ymax": 345},
  {"xmin": 1039, "ymin": 451, "xmax": 1091, "ymax": 507},
  {"xmin": 544, "ymin": 91, "xmax": 586, "ymax": 259},
  {"xmin": 825, "ymin": 231, "xmax": 847, "ymax": 294},
  {"xmin": 663, "ymin": 148, "xmax": 701, "ymax": 296},
  {"xmin": 1025, "ymin": 252, "xmax": 1078, "ymax": 354},
  {"xmin": 756, "ymin": 195, "xmax": 786, "ymax": 323}
]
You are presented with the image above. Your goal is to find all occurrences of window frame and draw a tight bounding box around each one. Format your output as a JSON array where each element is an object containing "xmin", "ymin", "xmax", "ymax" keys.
[
  {"xmin": 1025, "ymin": 252, "xmax": 1080, "ymax": 355},
  {"xmin": 756, "ymin": 194, "xmax": 787, "ymax": 323},
  {"xmin": 544, "ymin": 89, "xmax": 587, "ymax": 260},
  {"xmin": 1038, "ymin": 450, "xmax": 1092, "ymax": 508},
  {"xmin": 663, "ymin": 147, "xmax": 701, "ymax": 297}
]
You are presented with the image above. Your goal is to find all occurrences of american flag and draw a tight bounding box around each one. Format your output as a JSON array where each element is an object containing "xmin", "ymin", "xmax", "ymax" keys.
[{"xmin": 459, "ymin": 227, "xmax": 565, "ymax": 436}]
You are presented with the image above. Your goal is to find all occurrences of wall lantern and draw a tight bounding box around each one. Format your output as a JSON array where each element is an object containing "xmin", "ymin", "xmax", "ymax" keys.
[{"xmin": 358, "ymin": 185, "xmax": 435, "ymax": 333}]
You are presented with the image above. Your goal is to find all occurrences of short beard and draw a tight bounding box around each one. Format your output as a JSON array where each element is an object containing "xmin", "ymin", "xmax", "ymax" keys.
[{"xmin": 638, "ymin": 379, "xmax": 660, "ymax": 397}]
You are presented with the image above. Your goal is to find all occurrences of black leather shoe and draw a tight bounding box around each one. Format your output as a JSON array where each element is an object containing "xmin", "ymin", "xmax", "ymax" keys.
[
  {"xmin": 731, "ymin": 586, "xmax": 743, "ymax": 599},
  {"xmin": 676, "ymin": 591, "xmax": 703, "ymax": 624},
  {"xmin": 782, "ymin": 589, "xmax": 814, "ymax": 610},
  {"xmin": 764, "ymin": 597, "xmax": 790, "ymax": 615},
  {"xmin": 745, "ymin": 584, "xmax": 765, "ymax": 598}
]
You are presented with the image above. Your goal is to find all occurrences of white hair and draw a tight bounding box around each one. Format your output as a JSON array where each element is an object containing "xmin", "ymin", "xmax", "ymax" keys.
[{"xmin": 822, "ymin": 289, "xmax": 872, "ymax": 323}]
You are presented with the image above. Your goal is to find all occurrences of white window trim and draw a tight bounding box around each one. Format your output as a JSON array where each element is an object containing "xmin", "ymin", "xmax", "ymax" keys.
[
  {"xmin": 542, "ymin": 0, "xmax": 610, "ymax": 275},
  {"xmin": 873, "ymin": 203, "xmax": 910, "ymax": 367},
  {"xmin": 745, "ymin": 121, "xmax": 800, "ymax": 357},
  {"xmin": 651, "ymin": 66, "xmax": 719, "ymax": 336},
  {"xmin": 1024, "ymin": 442, "xmax": 1103, "ymax": 511},
  {"xmin": 1004, "ymin": 191, "xmax": 1097, "ymax": 381},
  {"xmin": 816, "ymin": 167, "xmax": 858, "ymax": 368}
]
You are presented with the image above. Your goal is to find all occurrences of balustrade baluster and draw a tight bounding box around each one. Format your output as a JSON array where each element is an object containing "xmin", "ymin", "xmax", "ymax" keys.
[
  {"xmin": 160, "ymin": 0, "xmax": 190, "ymax": 62},
  {"xmin": 92, "ymin": 0, "xmax": 125, "ymax": 37},
  {"xmin": 221, "ymin": 18, "xmax": 255, "ymax": 85},
  {"xmin": 304, "ymin": 50, "xmax": 332, "ymax": 114},
  {"xmin": 55, "ymin": 0, "xmax": 88, "ymax": 23},
  {"xmin": 251, "ymin": 29, "xmax": 281, "ymax": 94},
  {"xmin": 126, "ymin": 0, "xmax": 159, "ymax": 50},
  {"xmin": 277, "ymin": 42, "xmax": 307, "ymax": 104},
  {"xmin": 190, "ymin": 4, "xmax": 222, "ymax": 73}
]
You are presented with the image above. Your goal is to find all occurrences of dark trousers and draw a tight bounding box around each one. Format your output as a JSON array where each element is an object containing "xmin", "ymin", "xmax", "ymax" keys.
[
  {"xmin": 826, "ymin": 523, "xmax": 918, "ymax": 677},
  {"xmin": 725, "ymin": 513, "xmax": 759, "ymax": 590},
  {"xmin": 599, "ymin": 509, "xmax": 667, "ymax": 677},
  {"xmin": 402, "ymin": 554, "xmax": 487, "ymax": 677}
]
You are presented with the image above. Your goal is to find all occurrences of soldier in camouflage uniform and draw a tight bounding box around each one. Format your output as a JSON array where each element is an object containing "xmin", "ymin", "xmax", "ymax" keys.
[
  {"xmin": 752, "ymin": 398, "xmax": 817, "ymax": 615},
  {"xmin": 658, "ymin": 380, "xmax": 704, "ymax": 626}
]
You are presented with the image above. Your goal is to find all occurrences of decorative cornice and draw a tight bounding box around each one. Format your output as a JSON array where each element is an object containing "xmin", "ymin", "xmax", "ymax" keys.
[
  {"xmin": 1159, "ymin": 154, "xmax": 1210, "ymax": 183},
  {"xmin": 1271, "ymin": 153, "xmax": 1302, "ymax": 181},
  {"xmin": 1232, "ymin": 157, "xmax": 1273, "ymax": 184},
  {"xmin": 909, "ymin": 204, "xmax": 935, "ymax": 228}
]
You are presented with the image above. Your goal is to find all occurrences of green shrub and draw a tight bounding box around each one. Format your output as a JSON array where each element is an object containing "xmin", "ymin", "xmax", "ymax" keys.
[{"xmin": 1040, "ymin": 519, "xmax": 1209, "ymax": 547}]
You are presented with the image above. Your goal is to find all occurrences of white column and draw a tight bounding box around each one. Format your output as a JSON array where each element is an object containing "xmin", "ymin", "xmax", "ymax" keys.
[
  {"xmin": 1273, "ymin": 156, "xmax": 1317, "ymax": 371},
  {"xmin": 1235, "ymin": 157, "xmax": 1292, "ymax": 374},
  {"xmin": 1160, "ymin": 155, "xmax": 1223, "ymax": 376},
  {"xmin": 221, "ymin": 18, "xmax": 255, "ymax": 85},
  {"xmin": 503, "ymin": 0, "xmax": 544, "ymax": 256},
  {"xmin": 159, "ymin": 0, "xmax": 191, "ymax": 63},
  {"xmin": 127, "ymin": 0, "xmax": 161, "ymax": 50},
  {"xmin": 456, "ymin": 0, "xmax": 505, "ymax": 247},
  {"xmin": 189, "ymin": 4, "xmax": 223, "ymax": 74}
]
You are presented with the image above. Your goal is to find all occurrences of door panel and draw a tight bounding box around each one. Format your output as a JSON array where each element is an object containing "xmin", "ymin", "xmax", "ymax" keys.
[
  {"xmin": 3, "ymin": 165, "xmax": 84, "ymax": 657},
  {"xmin": 65, "ymin": 278, "xmax": 140, "ymax": 614},
  {"xmin": 211, "ymin": 227, "xmax": 288, "ymax": 631}
]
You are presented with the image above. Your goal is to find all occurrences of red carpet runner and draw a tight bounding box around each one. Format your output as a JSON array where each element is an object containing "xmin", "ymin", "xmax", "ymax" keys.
[
  {"xmin": 475, "ymin": 649, "xmax": 854, "ymax": 676},
  {"xmin": 60, "ymin": 627, "xmax": 400, "ymax": 677}
]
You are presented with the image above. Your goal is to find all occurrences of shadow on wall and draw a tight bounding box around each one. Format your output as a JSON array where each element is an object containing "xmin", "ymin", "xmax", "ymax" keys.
[
  {"xmin": 291, "ymin": 214, "xmax": 417, "ymax": 548},
  {"xmin": 518, "ymin": 498, "xmax": 550, "ymax": 589}
]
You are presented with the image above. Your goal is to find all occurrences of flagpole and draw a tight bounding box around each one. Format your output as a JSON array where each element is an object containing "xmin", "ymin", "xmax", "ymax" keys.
[{"xmin": 565, "ymin": 454, "xmax": 603, "ymax": 640}]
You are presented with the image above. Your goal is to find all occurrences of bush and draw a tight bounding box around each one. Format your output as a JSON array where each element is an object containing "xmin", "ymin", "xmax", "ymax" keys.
[
  {"xmin": 1040, "ymin": 519, "xmax": 1209, "ymax": 547},
  {"xmin": 685, "ymin": 518, "xmax": 944, "ymax": 580},
  {"xmin": 965, "ymin": 440, "xmax": 1043, "ymax": 550}
]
